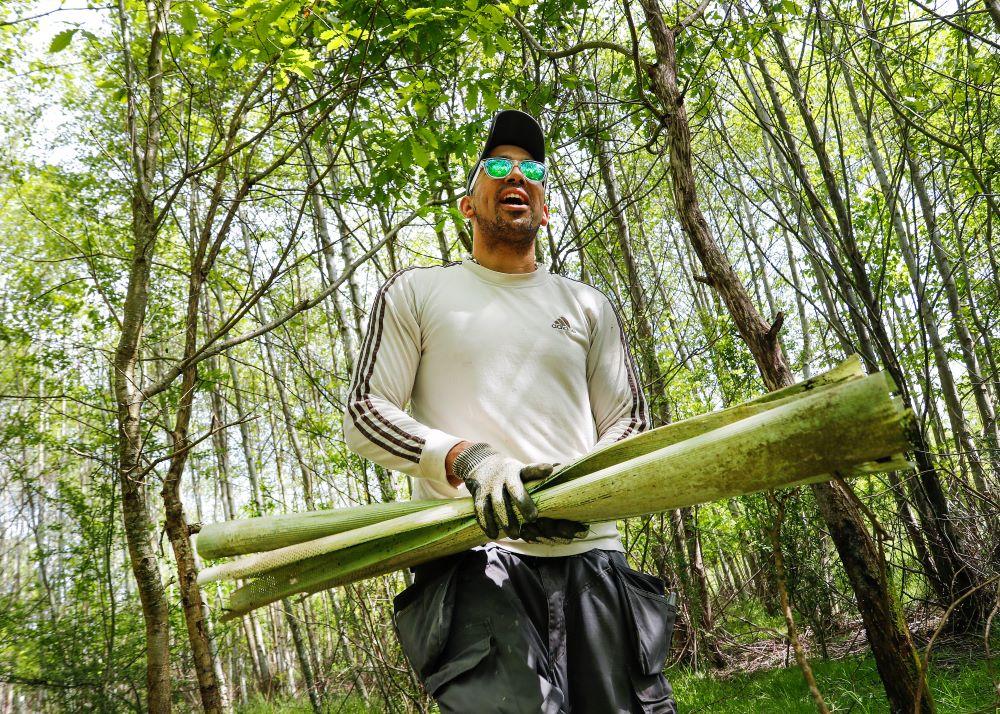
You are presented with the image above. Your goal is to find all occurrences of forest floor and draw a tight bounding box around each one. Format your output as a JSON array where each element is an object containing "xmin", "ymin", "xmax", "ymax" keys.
[
  {"xmin": 239, "ymin": 641, "xmax": 996, "ymax": 713},
  {"xmin": 671, "ymin": 648, "xmax": 995, "ymax": 713},
  {"xmin": 669, "ymin": 610, "xmax": 998, "ymax": 713}
]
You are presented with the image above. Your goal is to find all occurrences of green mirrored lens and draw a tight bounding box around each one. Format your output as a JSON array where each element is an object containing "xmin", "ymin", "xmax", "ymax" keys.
[
  {"xmin": 484, "ymin": 159, "xmax": 512, "ymax": 178},
  {"xmin": 521, "ymin": 161, "xmax": 546, "ymax": 182}
]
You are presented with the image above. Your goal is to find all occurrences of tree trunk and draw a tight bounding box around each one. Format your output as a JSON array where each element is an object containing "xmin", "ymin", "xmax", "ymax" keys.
[
  {"xmin": 745, "ymin": 65, "xmax": 855, "ymax": 357},
  {"xmin": 160, "ymin": 200, "xmax": 225, "ymax": 714},
  {"xmin": 780, "ymin": 226, "xmax": 812, "ymax": 376},
  {"xmin": 985, "ymin": 0, "xmax": 1000, "ymax": 35},
  {"xmin": 226, "ymin": 333, "xmax": 324, "ymax": 705},
  {"xmin": 770, "ymin": 18, "xmax": 984, "ymax": 625},
  {"xmin": 587, "ymin": 101, "xmax": 725, "ymax": 666},
  {"xmin": 742, "ymin": 49, "xmax": 878, "ymax": 368},
  {"xmin": 112, "ymin": 0, "xmax": 173, "ymax": 703},
  {"xmin": 848, "ymin": 0, "xmax": 990, "ymax": 622},
  {"xmin": 850, "ymin": 8, "xmax": 1000, "ymax": 478},
  {"xmin": 769, "ymin": 498, "xmax": 829, "ymax": 713},
  {"xmin": 204, "ymin": 293, "xmax": 276, "ymax": 699},
  {"xmin": 831, "ymin": 46, "xmax": 974, "ymax": 597},
  {"xmin": 636, "ymin": 1, "xmax": 933, "ymax": 709},
  {"xmin": 836, "ymin": 40, "xmax": 983, "ymax": 483},
  {"xmin": 282, "ymin": 598, "xmax": 322, "ymax": 714}
]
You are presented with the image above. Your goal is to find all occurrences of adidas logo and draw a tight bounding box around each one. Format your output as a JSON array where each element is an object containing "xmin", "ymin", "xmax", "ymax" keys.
[{"xmin": 551, "ymin": 316, "xmax": 573, "ymax": 332}]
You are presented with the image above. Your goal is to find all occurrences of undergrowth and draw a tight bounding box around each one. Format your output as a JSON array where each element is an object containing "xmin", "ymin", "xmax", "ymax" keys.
[
  {"xmin": 669, "ymin": 652, "xmax": 996, "ymax": 713},
  {"xmin": 236, "ymin": 648, "xmax": 997, "ymax": 713}
]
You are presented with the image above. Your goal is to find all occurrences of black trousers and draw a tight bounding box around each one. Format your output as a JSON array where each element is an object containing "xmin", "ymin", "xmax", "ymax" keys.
[{"xmin": 392, "ymin": 544, "xmax": 677, "ymax": 713}]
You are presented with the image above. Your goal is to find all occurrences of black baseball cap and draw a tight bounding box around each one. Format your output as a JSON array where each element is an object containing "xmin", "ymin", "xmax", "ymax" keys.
[{"xmin": 465, "ymin": 110, "xmax": 546, "ymax": 195}]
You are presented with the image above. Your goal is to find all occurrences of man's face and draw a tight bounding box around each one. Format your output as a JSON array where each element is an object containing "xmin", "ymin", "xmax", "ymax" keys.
[{"xmin": 460, "ymin": 144, "xmax": 549, "ymax": 245}]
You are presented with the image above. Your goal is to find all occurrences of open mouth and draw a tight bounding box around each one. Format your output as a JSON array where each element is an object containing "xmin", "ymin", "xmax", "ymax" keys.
[{"xmin": 499, "ymin": 194, "xmax": 528, "ymax": 208}]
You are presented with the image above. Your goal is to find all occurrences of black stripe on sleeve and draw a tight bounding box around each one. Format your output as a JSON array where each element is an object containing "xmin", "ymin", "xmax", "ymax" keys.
[{"xmin": 348, "ymin": 268, "xmax": 424, "ymax": 463}]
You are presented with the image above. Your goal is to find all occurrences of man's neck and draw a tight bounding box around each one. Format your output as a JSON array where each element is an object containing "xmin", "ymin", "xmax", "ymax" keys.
[{"xmin": 471, "ymin": 239, "xmax": 537, "ymax": 274}]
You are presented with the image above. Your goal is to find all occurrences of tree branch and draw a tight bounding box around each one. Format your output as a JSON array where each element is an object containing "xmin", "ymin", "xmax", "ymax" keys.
[
  {"xmin": 511, "ymin": 15, "xmax": 635, "ymax": 60},
  {"xmin": 907, "ymin": 0, "xmax": 1000, "ymax": 52},
  {"xmin": 141, "ymin": 203, "xmax": 440, "ymax": 399},
  {"xmin": 675, "ymin": 0, "xmax": 711, "ymax": 34}
]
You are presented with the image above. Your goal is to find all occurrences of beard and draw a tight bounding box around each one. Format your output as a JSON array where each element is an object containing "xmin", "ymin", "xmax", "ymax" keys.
[{"xmin": 471, "ymin": 201, "xmax": 541, "ymax": 249}]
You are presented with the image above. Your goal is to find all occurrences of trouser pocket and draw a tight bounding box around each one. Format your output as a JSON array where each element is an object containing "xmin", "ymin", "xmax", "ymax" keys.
[
  {"xmin": 609, "ymin": 552, "xmax": 677, "ymax": 712},
  {"xmin": 392, "ymin": 556, "xmax": 463, "ymax": 680},
  {"xmin": 394, "ymin": 553, "xmax": 547, "ymax": 713},
  {"xmin": 609, "ymin": 553, "xmax": 675, "ymax": 674}
]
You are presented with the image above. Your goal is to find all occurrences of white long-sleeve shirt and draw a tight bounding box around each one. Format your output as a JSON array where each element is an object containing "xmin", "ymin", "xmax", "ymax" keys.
[{"xmin": 343, "ymin": 257, "xmax": 648, "ymax": 556}]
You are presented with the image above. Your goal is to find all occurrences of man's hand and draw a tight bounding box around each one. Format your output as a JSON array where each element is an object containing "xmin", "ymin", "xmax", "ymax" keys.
[
  {"xmin": 452, "ymin": 443, "xmax": 587, "ymax": 542},
  {"xmin": 518, "ymin": 519, "xmax": 590, "ymax": 545},
  {"xmin": 452, "ymin": 443, "xmax": 544, "ymax": 539}
]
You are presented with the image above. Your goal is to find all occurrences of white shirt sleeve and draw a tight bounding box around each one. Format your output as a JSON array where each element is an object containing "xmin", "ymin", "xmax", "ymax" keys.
[
  {"xmin": 587, "ymin": 293, "xmax": 649, "ymax": 450},
  {"xmin": 343, "ymin": 270, "xmax": 464, "ymax": 486}
]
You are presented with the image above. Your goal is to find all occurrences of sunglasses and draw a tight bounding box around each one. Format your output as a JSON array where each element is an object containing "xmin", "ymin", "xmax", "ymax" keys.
[{"xmin": 470, "ymin": 157, "xmax": 547, "ymax": 192}]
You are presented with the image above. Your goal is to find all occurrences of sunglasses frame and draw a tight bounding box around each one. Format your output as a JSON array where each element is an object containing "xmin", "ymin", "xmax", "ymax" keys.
[{"xmin": 469, "ymin": 157, "xmax": 547, "ymax": 194}]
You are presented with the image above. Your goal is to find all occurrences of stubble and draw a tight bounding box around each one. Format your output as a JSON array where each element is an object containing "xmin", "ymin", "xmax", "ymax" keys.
[{"xmin": 471, "ymin": 192, "xmax": 542, "ymax": 250}]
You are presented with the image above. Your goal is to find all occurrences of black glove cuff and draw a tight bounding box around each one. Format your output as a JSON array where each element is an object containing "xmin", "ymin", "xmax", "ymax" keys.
[{"xmin": 452, "ymin": 442, "xmax": 498, "ymax": 482}]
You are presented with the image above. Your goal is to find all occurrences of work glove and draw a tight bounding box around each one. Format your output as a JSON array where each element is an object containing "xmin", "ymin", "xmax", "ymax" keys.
[{"xmin": 453, "ymin": 443, "xmax": 588, "ymax": 543}]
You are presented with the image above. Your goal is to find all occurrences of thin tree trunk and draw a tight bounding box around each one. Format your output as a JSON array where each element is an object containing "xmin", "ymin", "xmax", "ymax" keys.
[
  {"xmin": 203, "ymin": 292, "xmax": 275, "ymax": 699},
  {"xmin": 587, "ymin": 100, "xmax": 726, "ymax": 667},
  {"xmin": 742, "ymin": 50, "xmax": 878, "ymax": 369},
  {"xmin": 301, "ymin": 138, "xmax": 359, "ymax": 380},
  {"xmin": 637, "ymin": 2, "xmax": 933, "ymax": 709},
  {"xmin": 987, "ymin": 0, "xmax": 1000, "ymax": 32},
  {"xmin": 836, "ymin": 40, "xmax": 982, "ymax": 484},
  {"xmin": 112, "ymin": 0, "xmax": 173, "ymax": 706},
  {"xmin": 236, "ymin": 349, "xmax": 324, "ymax": 707},
  {"xmin": 781, "ymin": 226, "xmax": 812, "ymax": 376},
  {"xmin": 160, "ymin": 194, "xmax": 225, "ymax": 713},
  {"xmin": 831, "ymin": 46, "xmax": 982, "ymax": 595},
  {"xmin": 850, "ymin": 7, "xmax": 1000, "ymax": 478},
  {"xmin": 756, "ymin": 96, "xmax": 853, "ymax": 357},
  {"xmin": 771, "ymin": 18, "xmax": 982, "ymax": 625},
  {"xmin": 847, "ymin": 0, "xmax": 991, "ymax": 622},
  {"xmin": 219, "ymin": 336, "xmax": 278, "ymax": 697},
  {"xmin": 769, "ymin": 497, "xmax": 830, "ymax": 714},
  {"xmin": 283, "ymin": 598, "xmax": 322, "ymax": 714}
]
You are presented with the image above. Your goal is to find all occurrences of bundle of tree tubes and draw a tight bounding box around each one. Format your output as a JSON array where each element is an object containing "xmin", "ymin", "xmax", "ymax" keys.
[{"xmin": 196, "ymin": 356, "xmax": 913, "ymax": 620}]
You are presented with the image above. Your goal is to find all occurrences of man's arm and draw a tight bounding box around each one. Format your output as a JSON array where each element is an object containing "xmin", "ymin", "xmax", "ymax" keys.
[
  {"xmin": 343, "ymin": 270, "xmax": 466, "ymax": 486},
  {"xmin": 587, "ymin": 293, "xmax": 650, "ymax": 449}
]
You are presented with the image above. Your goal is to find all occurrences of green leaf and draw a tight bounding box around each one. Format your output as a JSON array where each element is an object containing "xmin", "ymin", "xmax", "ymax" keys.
[
  {"xmin": 411, "ymin": 137, "xmax": 429, "ymax": 168},
  {"xmin": 779, "ymin": 0, "xmax": 802, "ymax": 15},
  {"xmin": 196, "ymin": 1, "xmax": 221, "ymax": 21},
  {"xmin": 404, "ymin": 7, "xmax": 432, "ymax": 20},
  {"xmin": 327, "ymin": 34, "xmax": 349, "ymax": 50},
  {"xmin": 180, "ymin": 4, "xmax": 198, "ymax": 33},
  {"xmin": 387, "ymin": 25, "xmax": 409, "ymax": 41},
  {"xmin": 49, "ymin": 29, "xmax": 78, "ymax": 53},
  {"xmin": 416, "ymin": 127, "xmax": 438, "ymax": 149},
  {"xmin": 464, "ymin": 83, "xmax": 479, "ymax": 111}
]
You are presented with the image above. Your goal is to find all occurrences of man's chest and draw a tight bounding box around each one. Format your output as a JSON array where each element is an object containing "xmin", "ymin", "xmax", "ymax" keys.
[{"xmin": 416, "ymin": 288, "xmax": 591, "ymax": 376}]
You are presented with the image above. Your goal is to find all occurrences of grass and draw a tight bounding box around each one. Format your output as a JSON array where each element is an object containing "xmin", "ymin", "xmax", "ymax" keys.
[
  {"xmin": 238, "ymin": 693, "xmax": 371, "ymax": 714},
  {"xmin": 669, "ymin": 652, "xmax": 997, "ymax": 713},
  {"xmin": 235, "ymin": 650, "xmax": 997, "ymax": 713}
]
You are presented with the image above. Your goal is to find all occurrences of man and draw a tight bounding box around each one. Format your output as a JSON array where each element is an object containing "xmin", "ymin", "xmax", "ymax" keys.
[{"xmin": 344, "ymin": 110, "xmax": 676, "ymax": 713}]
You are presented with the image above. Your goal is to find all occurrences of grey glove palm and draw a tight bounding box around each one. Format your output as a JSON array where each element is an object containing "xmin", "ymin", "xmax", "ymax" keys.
[{"xmin": 453, "ymin": 443, "xmax": 587, "ymax": 543}]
